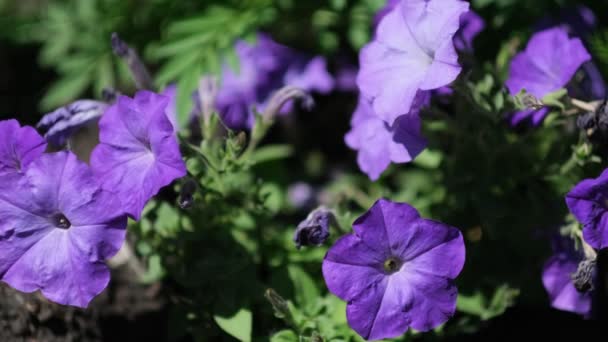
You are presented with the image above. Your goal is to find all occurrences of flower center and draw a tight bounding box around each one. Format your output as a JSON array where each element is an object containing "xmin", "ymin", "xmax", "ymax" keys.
[
  {"xmin": 51, "ymin": 213, "xmax": 71, "ymax": 229},
  {"xmin": 383, "ymin": 257, "xmax": 402, "ymax": 274}
]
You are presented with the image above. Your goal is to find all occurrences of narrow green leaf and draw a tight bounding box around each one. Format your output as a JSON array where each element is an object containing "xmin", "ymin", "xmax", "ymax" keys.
[
  {"xmin": 251, "ymin": 145, "xmax": 294, "ymax": 164},
  {"xmin": 287, "ymin": 265, "xmax": 320, "ymax": 313},
  {"xmin": 41, "ymin": 71, "xmax": 91, "ymax": 110}
]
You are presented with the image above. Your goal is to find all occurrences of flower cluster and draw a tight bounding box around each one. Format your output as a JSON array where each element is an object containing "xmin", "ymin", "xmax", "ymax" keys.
[
  {"xmin": 348, "ymin": 0, "xmax": 474, "ymax": 180},
  {"xmin": 216, "ymin": 34, "xmax": 334, "ymax": 130},
  {"xmin": 0, "ymin": 90, "xmax": 186, "ymax": 307}
]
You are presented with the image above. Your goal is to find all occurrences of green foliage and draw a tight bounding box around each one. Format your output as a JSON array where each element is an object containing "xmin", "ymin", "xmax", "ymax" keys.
[
  {"xmin": 149, "ymin": 2, "xmax": 276, "ymax": 127},
  {"xmin": 590, "ymin": 29, "xmax": 608, "ymax": 75},
  {"xmin": 18, "ymin": 0, "xmax": 134, "ymax": 109}
]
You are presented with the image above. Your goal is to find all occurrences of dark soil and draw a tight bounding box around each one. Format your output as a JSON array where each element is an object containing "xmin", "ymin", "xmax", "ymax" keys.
[{"xmin": 0, "ymin": 265, "xmax": 167, "ymax": 342}]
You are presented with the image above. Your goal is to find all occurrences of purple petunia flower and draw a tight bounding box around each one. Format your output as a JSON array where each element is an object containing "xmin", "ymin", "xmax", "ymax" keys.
[
  {"xmin": 36, "ymin": 100, "xmax": 108, "ymax": 146},
  {"xmin": 345, "ymin": 93, "xmax": 428, "ymax": 181},
  {"xmin": 0, "ymin": 151, "xmax": 127, "ymax": 307},
  {"xmin": 216, "ymin": 34, "xmax": 334, "ymax": 130},
  {"xmin": 0, "ymin": 119, "xmax": 47, "ymax": 183},
  {"xmin": 322, "ymin": 198, "xmax": 465, "ymax": 340},
  {"xmin": 90, "ymin": 90, "xmax": 187, "ymax": 220},
  {"xmin": 565, "ymin": 168, "xmax": 608, "ymax": 249},
  {"xmin": 506, "ymin": 27, "xmax": 591, "ymax": 125},
  {"xmin": 535, "ymin": 6, "xmax": 605, "ymax": 101},
  {"xmin": 358, "ymin": 0, "xmax": 469, "ymax": 125},
  {"xmin": 542, "ymin": 237, "xmax": 593, "ymax": 316}
]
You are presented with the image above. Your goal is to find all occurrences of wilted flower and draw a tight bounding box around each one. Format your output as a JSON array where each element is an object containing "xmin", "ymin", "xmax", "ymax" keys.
[
  {"xmin": 0, "ymin": 119, "xmax": 46, "ymax": 182},
  {"xmin": 577, "ymin": 100, "xmax": 608, "ymax": 144},
  {"xmin": 345, "ymin": 94, "xmax": 428, "ymax": 181},
  {"xmin": 36, "ymin": 100, "xmax": 108, "ymax": 146},
  {"xmin": 0, "ymin": 151, "xmax": 127, "ymax": 307},
  {"xmin": 294, "ymin": 206, "xmax": 335, "ymax": 249},
  {"xmin": 262, "ymin": 86, "xmax": 314, "ymax": 123},
  {"xmin": 542, "ymin": 237, "xmax": 595, "ymax": 316},
  {"xmin": 566, "ymin": 168, "xmax": 608, "ymax": 249},
  {"xmin": 178, "ymin": 178, "xmax": 198, "ymax": 210},
  {"xmin": 322, "ymin": 198, "xmax": 465, "ymax": 340},
  {"xmin": 506, "ymin": 27, "xmax": 591, "ymax": 125},
  {"xmin": 90, "ymin": 90, "xmax": 187, "ymax": 220},
  {"xmin": 358, "ymin": 0, "xmax": 469, "ymax": 124}
]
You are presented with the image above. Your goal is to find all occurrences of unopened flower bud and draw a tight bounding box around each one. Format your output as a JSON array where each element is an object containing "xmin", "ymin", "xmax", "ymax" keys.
[
  {"xmin": 264, "ymin": 288, "xmax": 290, "ymax": 319},
  {"xmin": 235, "ymin": 131, "xmax": 247, "ymax": 151},
  {"xmin": 293, "ymin": 206, "xmax": 334, "ymax": 249},
  {"xmin": 197, "ymin": 76, "xmax": 218, "ymax": 124},
  {"xmin": 101, "ymin": 87, "xmax": 120, "ymax": 103},
  {"xmin": 37, "ymin": 100, "xmax": 108, "ymax": 147},
  {"xmin": 111, "ymin": 32, "xmax": 154, "ymax": 90},
  {"xmin": 571, "ymin": 258, "xmax": 596, "ymax": 293},
  {"xmin": 263, "ymin": 86, "xmax": 314, "ymax": 122},
  {"xmin": 178, "ymin": 178, "xmax": 198, "ymax": 209}
]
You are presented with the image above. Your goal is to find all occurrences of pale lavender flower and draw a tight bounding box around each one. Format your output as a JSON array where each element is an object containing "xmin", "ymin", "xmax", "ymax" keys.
[
  {"xmin": 358, "ymin": 0, "xmax": 469, "ymax": 124},
  {"xmin": 345, "ymin": 93, "xmax": 428, "ymax": 181}
]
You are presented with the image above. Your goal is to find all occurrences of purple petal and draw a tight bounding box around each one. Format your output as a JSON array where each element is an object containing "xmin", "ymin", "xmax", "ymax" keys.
[
  {"xmin": 506, "ymin": 27, "xmax": 591, "ymax": 98},
  {"xmin": 345, "ymin": 276, "xmax": 410, "ymax": 340},
  {"xmin": 90, "ymin": 91, "xmax": 187, "ymax": 220},
  {"xmin": 542, "ymin": 252, "xmax": 591, "ymax": 315},
  {"xmin": 566, "ymin": 168, "xmax": 608, "ymax": 249},
  {"xmin": 509, "ymin": 107, "xmax": 550, "ymax": 126},
  {"xmin": 345, "ymin": 96, "xmax": 427, "ymax": 180},
  {"xmin": 454, "ymin": 11, "xmax": 485, "ymax": 52},
  {"xmin": 0, "ymin": 120, "xmax": 47, "ymax": 182},
  {"xmin": 322, "ymin": 234, "xmax": 387, "ymax": 301}
]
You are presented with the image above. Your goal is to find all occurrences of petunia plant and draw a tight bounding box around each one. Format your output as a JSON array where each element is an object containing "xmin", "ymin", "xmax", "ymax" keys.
[{"xmin": 4, "ymin": 0, "xmax": 608, "ymax": 341}]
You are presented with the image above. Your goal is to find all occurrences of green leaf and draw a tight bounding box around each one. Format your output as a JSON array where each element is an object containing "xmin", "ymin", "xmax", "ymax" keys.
[
  {"xmin": 287, "ymin": 265, "xmax": 319, "ymax": 313},
  {"xmin": 270, "ymin": 330, "xmax": 298, "ymax": 342},
  {"xmin": 176, "ymin": 63, "xmax": 203, "ymax": 128},
  {"xmin": 457, "ymin": 285, "xmax": 520, "ymax": 320},
  {"xmin": 150, "ymin": 33, "xmax": 213, "ymax": 59},
  {"xmin": 213, "ymin": 307, "xmax": 252, "ymax": 342},
  {"xmin": 413, "ymin": 149, "xmax": 442, "ymax": 169},
  {"xmin": 541, "ymin": 88, "xmax": 568, "ymax": 110},
  {"xmin": 140, "ymin": 254, "xmax": 166, "ymax": 284},
  {"xmin": 456, "ymin": 292, "xmax": 486, "ymax": 317},
  {"xmin": 41, "ymin": 70, "xmax": 91, "ymax": 110},
  {"xmin": 251, "ymin": 145, "xmax": 294, "ymax": 164}
]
